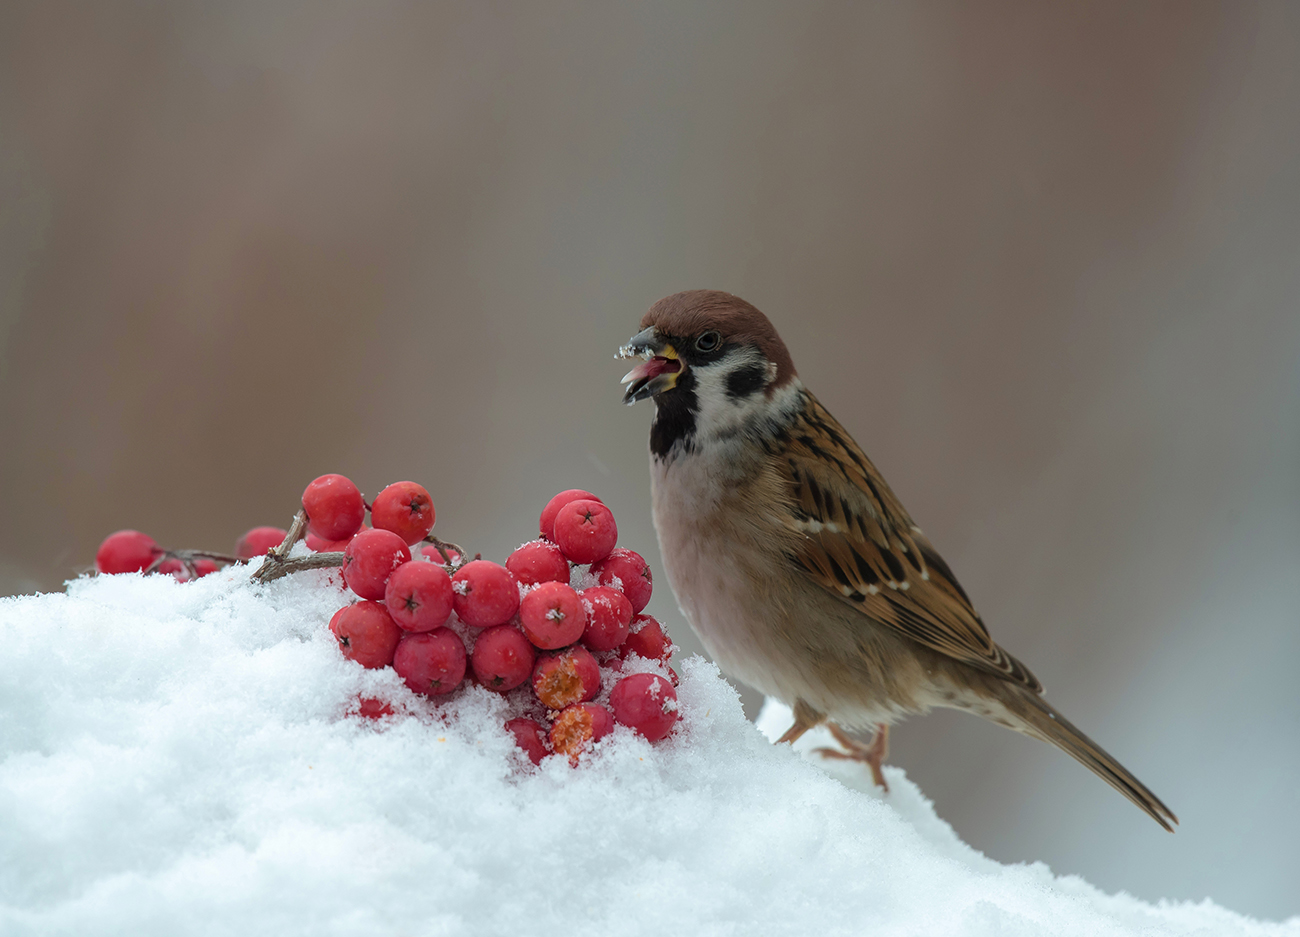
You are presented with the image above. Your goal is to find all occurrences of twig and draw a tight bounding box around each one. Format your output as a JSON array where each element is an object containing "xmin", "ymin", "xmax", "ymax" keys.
[
  {"xmin": 423, "ymin": 535, "xmax": 469, "ymax": 570},
  {"xmin": 252, "ymin": 551, "xmax": 345, "ymax": 584},
  {"xmin": 250, "ymin": 510, "xmax": 314, "ymax": 583}
]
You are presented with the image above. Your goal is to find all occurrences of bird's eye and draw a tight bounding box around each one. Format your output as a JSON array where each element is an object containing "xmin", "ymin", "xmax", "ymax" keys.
[{"xmin": 695, "ymin": 331, "xmax": 721, "ymax": 353}]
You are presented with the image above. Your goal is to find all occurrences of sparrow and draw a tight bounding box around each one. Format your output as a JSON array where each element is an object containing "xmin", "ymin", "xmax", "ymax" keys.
[{"xmin": 618, "ymin": 289, "xmax": 1177, "ymax": 831}]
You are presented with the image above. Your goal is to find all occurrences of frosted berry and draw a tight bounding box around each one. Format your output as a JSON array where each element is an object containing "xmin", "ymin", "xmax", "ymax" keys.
[
  {"xmin": 579, "ymin": 586, "xmax": 633, "ymax": 652},
  {"xmin": 539, "ymin": 489, "xmax": 602, "ymax": 542},
  {"xmin": 421, "ymin": 543, "xmax": 462, "ymax": 566},
  {"xmin": 329, "ymin": 601, "xmax": 403, "ymax": 669},
  {"xmin": 550, "ymin": 703, "xmax": 614, "ymax": 761},
  {"xmin": 343, "ymin": 528, "xmax": 411, "ymax": 601},
  {"xmin": 355, "ymin": 697, "xmax": 395, "ymax": 719},
  {"xmin": 532, "ymin": 646, "xmax": 600, "ymax": 709},
  {"xmin": 505, "ymin": 539, "xmax": 570, "ymax": 587},
  {"xmin": 506, "ymin": 717, "xmax": 549, "ymax": 765},
  {"xmin": 95, "ymin": 530, "xmax": 161, "ymax": 574},
  {"xmin": 609, "ymin": 672, "xmax": 679, "ymax": 742},
  {"xmin": 384, "ymin": 561, "xmax": 454, "ymax": 632},
  {"xmin": 451, "ymin": 560, "xmax": 519, "ymax": 627},
  {"xmin": 393, "ymin": 628, "xmax": 466, "ymax": 696},
  {"xmin": 591, "ymin": 548, "xmax": 653, "ymax": 613},
  {"xmin": 518, "ymin": 581, "xmax": 586, "ymax": 649},
  {"xmin": 619, "ymin": 614, "xmax": 672, "ymax": 663},
  {"xmin": 471, "ymin": 625, "xmax": 538, "ymax": 692},
  {"xmin": 302, "ymin": 474, "xmax": 366, "ymax": 541},
  {"xmin": 552, "ymin": 499, "xmax": 618, "ymax": 564},
  {"xmin": 371, "ymin": 481, "xmax": 436, "ymax": 545},
  {"xmin": 235, "ymin": 526, "xmax": 287, "ymax": 559}
]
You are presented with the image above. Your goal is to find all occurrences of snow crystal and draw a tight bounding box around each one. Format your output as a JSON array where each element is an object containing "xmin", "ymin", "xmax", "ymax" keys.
[{"xmin": 1, "ymin": 570, "xmax": 1295, "ymax": 936}]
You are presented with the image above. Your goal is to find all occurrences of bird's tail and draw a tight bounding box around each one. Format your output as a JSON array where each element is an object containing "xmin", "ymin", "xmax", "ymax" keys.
[{"xmin": 999, "ymin": 686, "xmax": 1178, "ymax": 832}]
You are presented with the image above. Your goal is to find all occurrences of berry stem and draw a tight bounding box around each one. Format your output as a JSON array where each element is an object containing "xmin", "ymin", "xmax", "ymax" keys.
[
  {"xmin": 252, "ymin": 551, "xmax": 346, "ymax": 583},
  {"xmin": 423, "ymin": 535, "xmax": 471, "ymax": 571}
]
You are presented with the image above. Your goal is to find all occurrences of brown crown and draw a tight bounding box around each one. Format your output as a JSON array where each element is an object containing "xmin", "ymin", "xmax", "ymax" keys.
[{"xmin": 639, "ymin": 290, "xmax": 797, "ymax": 388}]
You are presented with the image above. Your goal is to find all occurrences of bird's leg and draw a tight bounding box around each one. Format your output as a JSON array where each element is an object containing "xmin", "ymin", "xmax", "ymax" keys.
[
  {"xmin": 775, "ymin": 698, "xmax": 825, "ymax": 745},
  {"xmin": 815, "ymin": 723, "xmax": 891, "ymax": 792}
]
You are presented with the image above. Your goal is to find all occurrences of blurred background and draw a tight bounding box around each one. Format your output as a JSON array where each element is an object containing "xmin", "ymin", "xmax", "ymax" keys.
[{"xmin": 2, "ymin": 0, "xmax": 1297, "ymax": 919}]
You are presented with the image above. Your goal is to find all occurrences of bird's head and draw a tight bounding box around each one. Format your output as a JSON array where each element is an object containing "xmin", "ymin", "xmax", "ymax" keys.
[{"xmin": 618, "ymin": 290, "xmax": 798, "ymax": 456}]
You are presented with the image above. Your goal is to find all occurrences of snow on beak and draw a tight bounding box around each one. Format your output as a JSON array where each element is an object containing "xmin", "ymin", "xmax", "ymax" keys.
[{"xmin": 618, "ymin": 328, "xmax": 683, "ymax": 405}]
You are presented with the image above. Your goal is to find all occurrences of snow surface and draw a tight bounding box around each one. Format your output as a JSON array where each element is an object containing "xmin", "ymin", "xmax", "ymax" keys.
[{"xmin": 1, "ymin": 566, "xmax": 1296, "ymax": 937}]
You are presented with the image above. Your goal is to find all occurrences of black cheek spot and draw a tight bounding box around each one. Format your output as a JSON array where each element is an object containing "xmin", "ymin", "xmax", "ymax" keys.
[{"xmin": 725, "ymin": 363, "xmax": 768, "ymax": 400}]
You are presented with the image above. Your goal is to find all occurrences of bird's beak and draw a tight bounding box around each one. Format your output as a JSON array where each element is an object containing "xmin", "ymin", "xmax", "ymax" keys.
[{"xmin": 617, "ymin": 327, "xmax": 683, "ymax": 405}]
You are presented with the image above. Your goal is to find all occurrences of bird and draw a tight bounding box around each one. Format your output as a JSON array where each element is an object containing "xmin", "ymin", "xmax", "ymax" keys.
[{"xmin": 618, "ymin": 289, "xmax": 1177, "ymax": 831}]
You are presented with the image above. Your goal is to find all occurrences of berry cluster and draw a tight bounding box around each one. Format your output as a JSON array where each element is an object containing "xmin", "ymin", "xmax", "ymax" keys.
[{"xmin": 309, "ymin": 480, "xmax": 680, "ymax": 763}]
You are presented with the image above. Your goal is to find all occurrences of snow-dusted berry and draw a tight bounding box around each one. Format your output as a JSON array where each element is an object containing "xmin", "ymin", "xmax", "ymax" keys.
[
  {"xmin": 330, "ymin": 601, "xmax": 403, "ymax": 669},
  {"xmin": 343, "ymin": 529, "xmax": 411, "ymax": 601},
  {"xmin": 95, "ymin": 530, "xmax": 161, "ymax": 574},
  {"xmin": 384, "ymin": 561, "xmax": 454, "ymax": 632},
  {"xmin": 451, "ymin": 560, "xmax": 520, "ymax": 627},
  {"xmin": 505, "ymin": 539, "xmax": 570, "ymax": 587},
  {"xmin": 302, "ymin": 473, "xmax": 366, "ymax": 541},
  {"xmin": 370, "ymin": 481, "xmax": 435, "ymax": 545},
  {"xmin": 505, "ymin": 717, "xmax": 550, "ymax": 765},
  {"xmin": 393, "ymin": 628, "xmax": 466, "ymax": 696},
  {"xmin": 590, "ymin": 547, "xmax": 652, "ymax": 613},
  {"xmin": 539, "ymin": 489, "xmax": 602, "ymax": 542},
  {"xmin": 471, "ymin": 624, "xmax": 537, "ymax": 692},
  {"xmin": 235, "ymin": 526, "xmax": 287, "ymax": 559},
  {"xmin": 579, "ymin": 585, "xmax": 633, "ymax": 651},
  {"xmin": 355, "ymin": 697, "xmax": 395, "ymax": 719},
  {"xmin": 618, "ymin": 614, "xmax": 672, "ymax": 663},
  {"xmin": 549, "ymin": 703, "xmax": 614, "ymax": 761},
  {"xmin": 552, "ymin": 499, "xmax": 618, "ymax": 564},
  {"xmin": 609, "ymin": 672, "xmax": 679, "ymax": 742},
  {"xmin": 519, "ymin": 581, "xmax": 586, "ymax": 649},
  {"xmin": 532, "ymin": 646, "xmax": 600, "ymax": 709}
]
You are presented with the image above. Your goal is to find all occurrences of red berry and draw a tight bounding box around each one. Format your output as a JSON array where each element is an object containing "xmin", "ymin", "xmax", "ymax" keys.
[
  {"xmin": 420, "ymin": 543, "xmax": 462, "ymax": 566},
  {"xmin": 552, "ymin": 499, "xmax": 618, "ymax": 564},
  {"xmin": 343, "ymin": 529, "xmax": 411, "ymax": 601},
  {"xmin": 531, "ymin": 646, "xmax": 600, "ymax": 709},
  {"xmin": 471, "ymin": 625, "xmax": 538, "ymax": 692},
  {"xmin": 451, "ymin": 560, "xmax": 520, "ymax": 628},
  {"xmin": 302, "ymin": 474, "xmax": 366, "ymax": 541},
  {"xmin": 539, "ymin": 489, "xmax": 602, "ymax": 542},
  {"xmin": 505, "ymin": 717, "xmax": 550, "ymax": 765},
  {"xmin": 619, "ymin": 614, "xmax": 673, "ymax": 663},
  {"xmin": 193, "ymin": 558, "xmax": 221, "ymax": 578},
  {"xmin": 355, "ymin": 697, "xmax": 395, "ymax": 719},
  {"xmin": 95, "ymin": 530, "xmax": 161, "ymax": 574},
  {"xmin": 549, "ymin": 703, "xmax": 614, "ymax": 761},
  {"xmin": 235, "ymin": 526, "xmax": 288, "ymax": 559},
  {"xmin": 505, "ymin": 540, "xmax": 570, "ymax": 587},
  {"xmin": 609, "ymin": 672, "xmax": 679, "ymax": 742},
  {"xmin": 329, "ymin": 601, "xmax": 403, "ymax": 669},
  {"xmin": 384, "ymin": 561, "xmax": 454, "ymax": 632},
  {"xmin": 518, "ymin": 581, "xmax": 586, "ymax": 649},
  {"xmin": 156, "ymin": 558, "xmax": 186, "ymax": 580},
  {"xmin": 393, "ymin": 628, "xmax": 466, "ymax": 696},
  {"xmin": 590, "ymin": 548, "xmax": 653, "ymax": 613},
  {"xmin": 371, "ymin": 481, "xmax": 436, "ymax": 545},
  {"xmin": 579, "ymin": 586, "xmax": 633, "ymax": 651}
]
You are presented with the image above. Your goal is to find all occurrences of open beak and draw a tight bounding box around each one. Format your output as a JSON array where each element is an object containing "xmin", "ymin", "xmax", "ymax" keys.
[{"xmin": 617, "ymin": 327, "xmax": 683, "ymax": 405}]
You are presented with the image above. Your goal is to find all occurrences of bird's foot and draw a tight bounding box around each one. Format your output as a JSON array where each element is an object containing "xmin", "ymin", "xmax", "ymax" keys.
[{"xmin": 814, "ymin": 723, "xmax": 890, "ymax": 792}]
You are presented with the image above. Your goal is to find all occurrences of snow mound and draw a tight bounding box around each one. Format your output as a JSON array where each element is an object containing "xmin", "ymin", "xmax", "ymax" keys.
[{"xmin": 0, "ymin": 569, "xmax": 1295, "ymax": 937}]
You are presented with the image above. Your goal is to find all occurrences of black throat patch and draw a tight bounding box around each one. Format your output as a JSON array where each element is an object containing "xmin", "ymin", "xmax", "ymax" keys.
[{"xmin": 649, "ymin": 369, "xmax": 699, "ymax": 460}]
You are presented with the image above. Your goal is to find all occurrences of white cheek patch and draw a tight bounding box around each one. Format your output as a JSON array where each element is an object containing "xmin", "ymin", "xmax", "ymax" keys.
[{"xmin": 691, "ymin": 355, "xmax": 800, "ymax": 443}]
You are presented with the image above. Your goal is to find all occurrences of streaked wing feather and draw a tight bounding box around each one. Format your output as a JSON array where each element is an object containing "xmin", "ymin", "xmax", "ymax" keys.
[{"xmin": 782, "ymin": 392, "xmax": 1043, "ymax": 693}]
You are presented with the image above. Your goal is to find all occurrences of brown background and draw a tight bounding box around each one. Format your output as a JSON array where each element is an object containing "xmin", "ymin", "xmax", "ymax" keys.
[{"xmin": 2, "ymin": 0, "xmax": 1298, "ymax": 919}]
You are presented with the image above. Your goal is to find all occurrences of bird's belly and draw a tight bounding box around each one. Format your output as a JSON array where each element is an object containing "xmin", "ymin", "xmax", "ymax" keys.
[{"xmin": 650, "ymin": 454, "xmax": 918, "ymax": 726}]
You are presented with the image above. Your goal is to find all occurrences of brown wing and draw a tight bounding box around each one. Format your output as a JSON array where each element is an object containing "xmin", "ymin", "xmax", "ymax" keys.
[{"xmin": 778, "ymin": 391, "xmax": 1043, "ymax": 693}]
